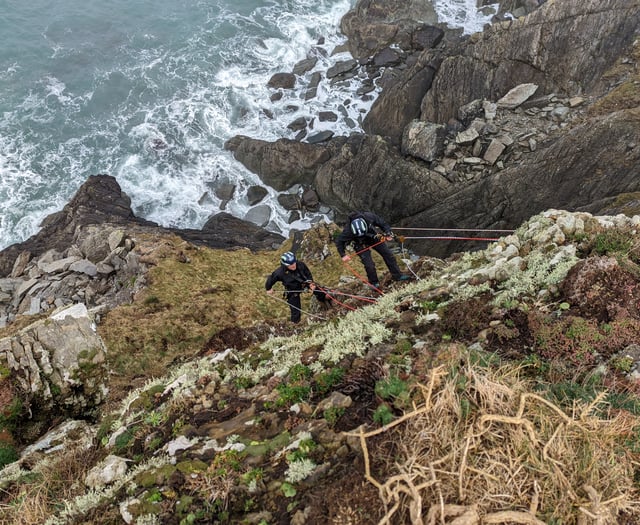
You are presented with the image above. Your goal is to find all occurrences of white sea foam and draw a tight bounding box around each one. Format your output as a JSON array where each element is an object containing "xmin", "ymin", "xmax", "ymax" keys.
[{"xmin": 433, "ymin": 0, "xmax": 498, "ymax": 34}]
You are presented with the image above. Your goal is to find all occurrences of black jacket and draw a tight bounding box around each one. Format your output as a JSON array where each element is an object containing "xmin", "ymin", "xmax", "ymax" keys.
[
  {"xmin": 265, "ymin": 261, "xmax": 314, "ymax": 292},
  {"xmin": 335, "ymin": 211, "xmax": 393, "ymax": 257}
]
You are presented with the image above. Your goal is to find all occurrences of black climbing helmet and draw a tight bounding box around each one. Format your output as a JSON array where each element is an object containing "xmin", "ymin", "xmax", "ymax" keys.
[
  {"xmin": 350, "ymin": 217, "xmax": 368, "ymax": 236},
  {"xmin": 280, "ymin": 251, "xmax": 296, "ymax": 265}
]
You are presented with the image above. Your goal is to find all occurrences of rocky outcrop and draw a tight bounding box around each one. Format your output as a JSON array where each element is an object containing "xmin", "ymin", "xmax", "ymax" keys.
[
  {"xmin": 0, "ymin": 175, "xmax": 286, "ymax": 278},
  {"xmin": 0, "ymin": 304, "xmax": 108, "ymax": 419},
  {"xmin": 0, "ymin": 222, "xmax": 145, "ymax": 327},
  {"xmin": 224, "ymin": 136, "xmax": 331, "ymax": 191},
  {"xmin": 409, "ymin": 106, "xmax": 640, "ymax": 256}
]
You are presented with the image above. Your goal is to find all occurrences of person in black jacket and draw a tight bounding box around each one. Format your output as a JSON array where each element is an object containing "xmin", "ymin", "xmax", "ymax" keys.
[
  {"xmin": 335, "ymin": 211, "xmax": 410, "ymax": 288},
  {"xmin": 265, "ymin": 251, "xmax": 328, "ymax": 323}
]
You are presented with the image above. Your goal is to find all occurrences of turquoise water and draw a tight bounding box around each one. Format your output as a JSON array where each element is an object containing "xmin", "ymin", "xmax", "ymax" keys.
[{"xmin": 0, "ymin": 0, "xmax": 494, "ymax": 250}]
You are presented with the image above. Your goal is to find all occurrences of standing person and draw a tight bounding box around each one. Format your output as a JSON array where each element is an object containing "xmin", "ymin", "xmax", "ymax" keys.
[
  {"xmin": 335, "ymin": 211, "xmax": 410, "ymax": 288},
  {"xmin": 265, "ymin": 251, "xmax": 329, "ymax": 323}
]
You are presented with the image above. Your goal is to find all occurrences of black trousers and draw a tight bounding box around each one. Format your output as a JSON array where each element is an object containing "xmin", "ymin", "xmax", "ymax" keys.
[
  {"xmin": 286, "ymin": 289, "xmax": 327, "ymax": 323},
  {"xmin": 358, "ymin": 242, "xmax": 402, "ymax": 283}
]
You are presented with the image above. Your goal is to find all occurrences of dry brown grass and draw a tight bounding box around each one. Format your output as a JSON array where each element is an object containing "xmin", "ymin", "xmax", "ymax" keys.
[
  {"xmin": 0, "ymin": 445, "xmax": 101, "ymax": 525},
  {"xmin": 351, "ymin": 365, "xmax": 640, "ymax": 524}
]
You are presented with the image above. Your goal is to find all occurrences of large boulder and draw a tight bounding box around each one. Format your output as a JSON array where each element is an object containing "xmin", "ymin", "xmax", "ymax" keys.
[
  {"xmin": 314, "ymin": 134, "xmax": 452, "ymax": 225},
  {"xmin": 363, "ymin": 49, "xmax": 441, "ymax": 147}
]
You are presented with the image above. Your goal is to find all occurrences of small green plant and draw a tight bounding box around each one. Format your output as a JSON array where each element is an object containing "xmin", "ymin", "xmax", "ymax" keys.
[
  {"xmin": 394, "ymin": 339, "xmax": 412, "ymax": 354},
  {"xmin": 146, "ymin": 490, "xmax": 163, "ymax": 503},
  {"xmin": 375, "ymin": 375, "xmax": 410, "ymax": 409},
  {"xmin": 594, "ymin": 230, "xmax": 631, "ymax": 256},
  {"xmin": 281, "ymin": 482, "xmax": 297, "ymax": 498},
  {"xmin": 611, "ymin": 355, "xmax": 634, "ymax": 373},
  {"xmin": 114, "ymin": 428, "xmax": 136, "ymax": 453},
  {"xmin": 286, "ymin": 438, "xmax": 316, "ymax": 463},
  {"xmin": 143, "ymin": 295, "xmax": 160, "ymax": 305},
  {"xmin": 144, "ymin": 411, "xmax": 165, "ymax": 427},
  {"xmin": 373, "ymin": 404, "xmax": 394, "ymax": 426},
  {"xmin": 520, "ymin": 353, "xmax": 550, "ymax": 375},
  {"xmin": 0, "ymin": 398, "xmax": 22, "ymax": 432},
  {"xmin": 288, "ymin": 364, "xmax": 312, "ymax": 382},
  {"xmin": 323, "ymin": 406, "xmax": 345, "ymax": 428},
  {"xmin": 314, "ymin": 367, "xmax": 345, "ymax": 395},
  {"xmin": 241, "ymin": 468, "xmax": 263, "ymax": 487},
  {"xmin": 276, "ymin": 383, "xmax": 311, "ymax": 406},
  {"xmin": 234, "ymin": 376, "xmax": 253, "ymax": 390},
  {"xmin": 421, "ymin": 300, "xmax": 440, "ymax": 312},
  {"xmin": 0, "ymin": 443, "xmax": 18, "ymax": 468}
]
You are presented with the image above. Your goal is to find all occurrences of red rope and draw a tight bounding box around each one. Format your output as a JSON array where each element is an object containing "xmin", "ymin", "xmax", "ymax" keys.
[
  {"xmin": 399, "ymin": 235, "xmax": 500, "ymax": 241},
  {"xmin": 393, "ymin": 227, "xmax": 514, "ymax": 233},
  {"xmin": 341, "ymin": 261, "xmax": 384, "ymax": 294},
  {"xmin": 318, "ymin": 287, "xmax": 357, "ymax": 311}
]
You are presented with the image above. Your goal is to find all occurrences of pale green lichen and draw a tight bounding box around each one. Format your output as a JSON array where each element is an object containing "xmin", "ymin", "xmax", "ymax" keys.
[
  {"xmin": 44, "ymin": 455, "xmax": 171, "ymax": 525},
  {"xmin": 285, "ymin": 458, "xmax": 317, "ymax": 483},
  {"xmin": 495, "ymin": 250, "xmax": 578, "ymax": 304}
]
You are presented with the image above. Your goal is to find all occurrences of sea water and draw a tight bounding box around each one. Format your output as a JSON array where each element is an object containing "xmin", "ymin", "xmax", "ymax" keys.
[{"xmin": 0, "ymin": 0, "xmax": 496, "ymax": 250}]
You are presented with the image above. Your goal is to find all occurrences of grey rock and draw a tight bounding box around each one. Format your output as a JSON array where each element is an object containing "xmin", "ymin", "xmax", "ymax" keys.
[
  {"xmin": 401, "ymin": 120, "xmax": 446, "ymax": 162},
  {"xmin": 306, "ymin": 131, "xmax": 334, "ymax": 144},
  {"xmin": 244, "ymin": 205, "xmax": 272, "ymax": 228},
  {"xmin": 483, "ymin": 139, "xmax": 506, "ymax": 165},
  {"xmin": 267, "ymin": 72, "xmax": 296, "ymax": 89},
  {"xmin": 107, "ymin": 230, "xmax": 126, "ymax": 252},
  {"xmin": 497, "ymin": 83, "xmax": 539, "ymax": 109},
  {"xmin": 292, "ymin": 57, "xmax": 317, "ymax": 76},
  {"xmin": 246, "ymin": 186, "xmax": 269, "ymax": 206},
  {"xmin": 10, "ymin": 251, "xmax": 31, "ymax": 278},
  {"xmin": 69, "ymin": 259, "xmax": 98, "ymax": 277},
  {"xmin": 456, "ymin": 128, "xmax": 480, "ymax": 145},
  {"xmin": 38, "ymin": 256, "xmax": 80, "ymax": 275},
  {"xmin": 326, "ymin": 59, "xmax": 358, "ymax": 79}
]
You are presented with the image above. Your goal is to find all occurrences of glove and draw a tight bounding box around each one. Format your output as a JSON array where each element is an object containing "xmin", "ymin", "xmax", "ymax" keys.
[{"xmin": 384, "ymin": 232, "xmax": 395, "ymax": 241}]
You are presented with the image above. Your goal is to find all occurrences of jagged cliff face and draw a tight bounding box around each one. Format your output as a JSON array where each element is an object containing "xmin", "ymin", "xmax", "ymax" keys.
[{"xmin": 227, "ymin": 0, "xmax": 640, "ymax": 257}]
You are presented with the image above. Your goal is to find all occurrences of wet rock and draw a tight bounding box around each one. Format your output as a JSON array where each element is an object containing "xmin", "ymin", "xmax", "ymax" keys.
[
  {"xmin": 293, "ymin": 57, "xmax": 318, "ymax": 76},
  {"xmin": 244, "ymin": 205, "xmax": 272, "ymax": 228},
  {"xmin": 246, "ymin": 186, "xmax": 269, "ymax": 206},
  {"xmin": 267, "ymin": 72, "xmax": 296, "ymax": 89}
]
